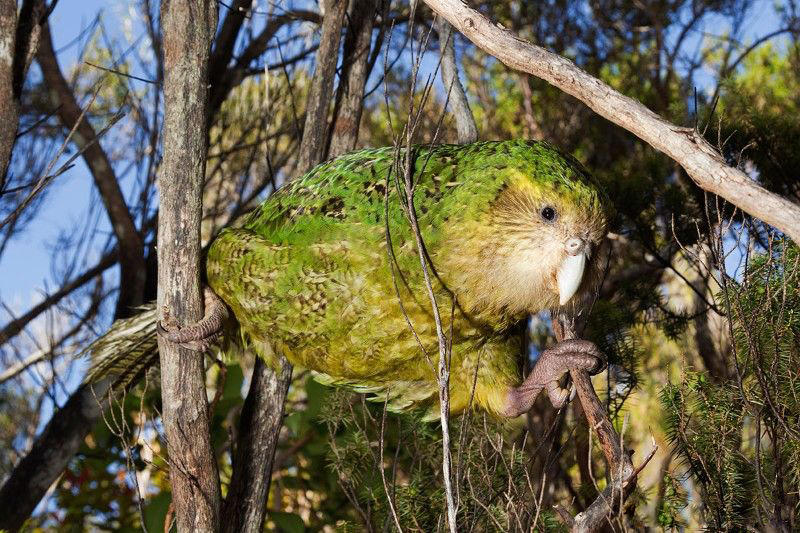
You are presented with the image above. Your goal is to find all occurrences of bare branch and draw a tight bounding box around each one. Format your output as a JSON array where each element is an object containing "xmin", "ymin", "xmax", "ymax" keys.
[
  {"xmin": 423, "ymin": 0, "xmax": 800, "ymax": 243},
  {"xmin": 0, "ymin": 250, "xmax": 116, "ymax": 346},
  {"xmin": 221, "ymin": 1, "xmax": 348, "ymax": 528}
]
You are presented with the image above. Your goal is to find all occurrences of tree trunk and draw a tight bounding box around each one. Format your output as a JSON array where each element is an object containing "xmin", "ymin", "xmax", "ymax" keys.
[
  {"xmin": 328, "ymin": 0, "xmax": 376, "ymax": 157},
  {"xmin": 157, "ymin": 1, "xmax": 220, "ymax": 531}
]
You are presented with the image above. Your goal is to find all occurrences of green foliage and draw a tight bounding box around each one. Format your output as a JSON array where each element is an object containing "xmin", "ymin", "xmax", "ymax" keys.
[
  {"xmin": 317, "ymin": 387, "xmax": 571, "ymax": 531},
  {"xmin": 661, "ymin": 243, "xmax": 800, "ymax": 530},
  {"xmin": 656, "ymin": 471, "xmax": 688, "ymax": 530}
]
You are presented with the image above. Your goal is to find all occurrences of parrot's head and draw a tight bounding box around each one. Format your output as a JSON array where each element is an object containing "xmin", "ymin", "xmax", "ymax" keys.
[{"xmin": 442, "ymin": 141, "xmax": 610, "ymax": 323}]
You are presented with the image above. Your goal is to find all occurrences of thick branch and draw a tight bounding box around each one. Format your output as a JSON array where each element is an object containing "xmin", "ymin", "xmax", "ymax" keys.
[
  {"xmin": 295, "ymin": 0, "xmax": 347, "ymax": 173},
  {"xmin": 220, "ymin": 357, "xmax": 292, "ymax": 532},
  {"xmin": 157, "ymin": 1, "xmax": 220, "ymax": 531},
  {"xmin": 37, "ymin": 23, "xmax": 145, "ymax": 316},
  {"xmin": 328, "ymin": 0, "xmax": 377, "ymax": 157},
  {"xmin": 423, "ymin": 0, "xmax": 800, "ymax": 243},
  {"xmin": 0, "ymin": 378, "xmax": 112, "ymax": 532}
]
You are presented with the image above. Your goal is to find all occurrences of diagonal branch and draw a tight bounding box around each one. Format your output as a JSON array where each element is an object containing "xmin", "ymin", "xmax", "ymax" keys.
[
  {"xmin": 0, "ymin": 250, "xmax": 117, "ymax": 346},
  {"xmin": 423, "ymin": 0, "xmax": 800, "ymax": 243}
]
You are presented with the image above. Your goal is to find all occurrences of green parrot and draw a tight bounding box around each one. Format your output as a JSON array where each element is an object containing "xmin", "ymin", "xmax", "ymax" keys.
[{"xmin": 87, "ymin": 140, "xmax": 610, "ymax": 419}]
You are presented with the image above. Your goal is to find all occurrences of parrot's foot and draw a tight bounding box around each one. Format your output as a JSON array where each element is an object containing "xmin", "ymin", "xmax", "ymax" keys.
[
  {"xmin": 502, "ymin": 339, "xmax": 606, "ymax": 418},
  {"xmin": 157, "ymin": 286, "xmax": 229, "ymax": 351}
]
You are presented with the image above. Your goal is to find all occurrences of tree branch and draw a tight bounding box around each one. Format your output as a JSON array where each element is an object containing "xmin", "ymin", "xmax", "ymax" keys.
[
  {"xmin": 208, "ymin": 9, "xmax": 321, "ymax": 117},
  {"xmin": 328, "ymin": 0, "xmax": 377, "ymax": 157},
  {"xmin": 422, "ymin": 0, "xmax": 800, "ymax": 243},
  {"xmin": 0, "ymin": 378, "xmax": 113, "ymax": 532},
  {"xmin": 554, "ymin": 312, "xmax": 636, "ymax": 532},
  {"xmin": 157, "ymin": 1, "xmax": 220, "ymax": 530},
  {"xmin": 37, "ymin": 23, "xmax": 146, "ymax": 316},
  {"xmin": 0, "ymin": 250, "xmax": 117, "ymax": 346},
  {"xmin": 296, "ymin": 0, "xmax": 347, "ymax": 173}
]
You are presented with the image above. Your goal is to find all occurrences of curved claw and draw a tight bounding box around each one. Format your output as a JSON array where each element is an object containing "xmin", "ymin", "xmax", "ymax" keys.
[{"xmin": 157, "ymin": 286, "xmax": 229, "ymax": 351}]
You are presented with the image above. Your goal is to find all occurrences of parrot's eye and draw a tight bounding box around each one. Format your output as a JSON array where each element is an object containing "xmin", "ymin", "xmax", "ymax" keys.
[{"xmin": 540, "ymin": 206, "xmax": 557, "ymax": 222}]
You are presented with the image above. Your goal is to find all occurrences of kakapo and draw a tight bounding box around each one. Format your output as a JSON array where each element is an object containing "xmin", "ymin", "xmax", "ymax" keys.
[{"xmin": 86, "ymin": 140, "xmax": 610, "ymax": 419}]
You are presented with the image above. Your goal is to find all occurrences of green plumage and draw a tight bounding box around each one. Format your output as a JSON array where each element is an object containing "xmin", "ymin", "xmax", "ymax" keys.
[
  {"xmin": 86, "ymin": 140, "xmax": 608, "ymax": 418},
  {"xmin": 204, "ymin": 140, "xmax": 609, "ymax": 417}
]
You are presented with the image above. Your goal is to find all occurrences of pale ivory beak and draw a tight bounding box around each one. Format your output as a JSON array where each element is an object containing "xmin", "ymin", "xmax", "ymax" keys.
[{"xmin": 557, "ymin": 241, "xmax": 588, "ymax": 305}]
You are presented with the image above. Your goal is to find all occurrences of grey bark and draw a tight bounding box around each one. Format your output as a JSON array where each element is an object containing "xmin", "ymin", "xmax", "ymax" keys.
[
  {"xmin": 0, "ymin": 0, "xmax": 45, "ymax": 190},
  {"xmin": 423, "ymin": 0, "xmax": 800, "ymax": 243},
  {"xmin": 328, "ymin": 0, "xmax": 377, "ymax": 157},
  {"xmin": 157, "ymin": 1, "xmax": 220, "ymax": 531},
  {"xmin": 296, "ymin": 0, "xmax": 347, "ymax": 172},
  {"xmin": 435, "ymin": 17, "xmax": 477, "ymax": 144},
  {"xmin": 220, "ymin": 357, "xmax": 292, "ymax": 532},
  {"xmin": 37, "ymin": 23, "xmax": 145, "ymax": 318}
]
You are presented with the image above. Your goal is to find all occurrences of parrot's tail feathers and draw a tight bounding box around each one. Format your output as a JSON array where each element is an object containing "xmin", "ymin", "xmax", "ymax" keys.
[{"xmin": 82, "ymin": 304, "xmax": 160, "ymax": 388}]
